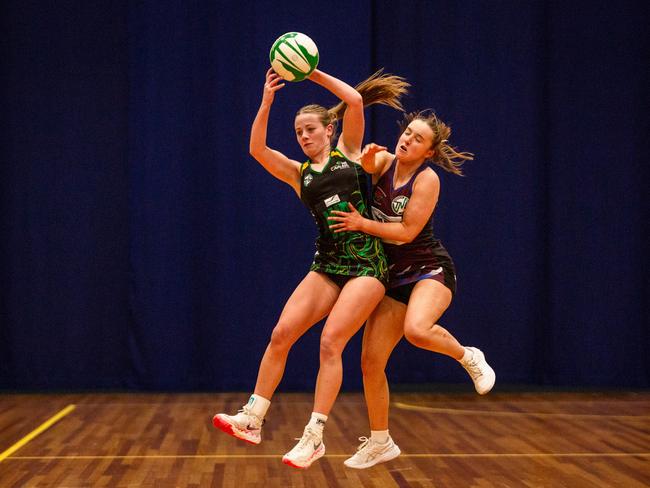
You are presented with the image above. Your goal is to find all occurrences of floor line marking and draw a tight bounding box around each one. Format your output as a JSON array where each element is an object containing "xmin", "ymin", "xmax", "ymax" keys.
[
  {"xmin": 0, "ymin": 404, "xmax": 76, "ymax": 463},
  {"xmin": 5, "ymin": 452, "xmax": 650, "ymax": 461},
  {"xmin": 393, "ymin": 402, "xmax": 650, "ymax": 419}
]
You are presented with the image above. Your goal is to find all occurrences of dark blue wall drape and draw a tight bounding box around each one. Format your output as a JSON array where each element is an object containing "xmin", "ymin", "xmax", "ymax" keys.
[{"xmin": 1, "ymin": 1, "xmax": 648, "ymax": 391}]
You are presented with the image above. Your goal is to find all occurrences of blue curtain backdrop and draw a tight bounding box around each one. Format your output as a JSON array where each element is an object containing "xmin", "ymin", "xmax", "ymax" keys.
[{"xmin": 1, "ymin": 1, "xmax": 648, "ymax": 391}]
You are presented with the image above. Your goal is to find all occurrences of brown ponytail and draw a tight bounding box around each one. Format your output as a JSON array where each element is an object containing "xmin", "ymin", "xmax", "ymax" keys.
[
  {"xmin": 329, "ymin": 69, "xmax": 410, "ymax": 120},
  {"xmin": 296, "ymin": 69, "xmax": 410, "ymax": 140}
]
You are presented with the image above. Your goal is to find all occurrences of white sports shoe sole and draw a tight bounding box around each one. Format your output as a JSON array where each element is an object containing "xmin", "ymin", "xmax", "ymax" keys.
[{"xmin": 212, "ymin": 414, "xmax": 261, "ymax": 445}]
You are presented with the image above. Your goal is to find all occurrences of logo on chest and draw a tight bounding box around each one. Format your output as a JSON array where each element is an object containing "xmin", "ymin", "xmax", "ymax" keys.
[
  {"xmin": 391, "ymin": 195, "xmax": 409, "ymax": 215},
  {"xmin": 330, "ymin": 160, "xmax": 350, "ymax": 172},
  {"xmin": 324, "ymin": 194, "xmax": 341, "ymax": 207},
  {"xmin": 303, "ymin": 173, "xmax": 313, "ymax": 187}
]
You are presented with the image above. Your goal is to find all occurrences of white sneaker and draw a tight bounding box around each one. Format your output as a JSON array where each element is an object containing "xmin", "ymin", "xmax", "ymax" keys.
[
  {"xmin": 212, "ymin": 405, "xmax": 263, "ymax": 445},
  {"xmin": 344, "ymin": 436, "xmax": 401, "ymax": 469},
  {"xmin": 460, "ymin": 346, "xmax": 496, "ymax": 395},
  {"xmin": 282, "ymin": 426, "xmax": 325, "ymax": 469}
]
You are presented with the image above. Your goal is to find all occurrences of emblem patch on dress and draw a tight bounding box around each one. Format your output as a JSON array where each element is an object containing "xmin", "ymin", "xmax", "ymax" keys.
[
  {"xmin": 391, "ymin": 195, "xmax": 409, "ymax": 215},
  {"xmin": 324, "ymin": 194, "xmax": 341, "ymax": 207}
]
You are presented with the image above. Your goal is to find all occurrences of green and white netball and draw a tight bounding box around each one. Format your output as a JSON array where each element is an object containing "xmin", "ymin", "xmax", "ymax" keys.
[{"xmin": 269, "ymin": 32, "xmax": 319, "ymax": 82}]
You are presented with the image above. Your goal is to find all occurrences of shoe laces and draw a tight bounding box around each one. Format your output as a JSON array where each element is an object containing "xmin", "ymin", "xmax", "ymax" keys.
[
  {"xmin": 238, "ymin": 405, "xmax": 264, "ymax": 426},
  {"xmin": 465, "ymin": 358, "xmax": 483, "ymax": 379},
  {"xmin": 357, "ymin": 436, "xmax": 370, "ymax": 451},
  {"xmin": 293, "ymin": 426, "xmax": 321, "ymax": 450},
  {"xmin": 353, "ymin": 436, "xmax": 390, "ymax": 461},
  {"xmin": 463, "ymin": 350, "xmax": 485, "ymax": 379},
  {"xmin": 355, "ymin": 437, "xmax": 371, "ymax": 453}
]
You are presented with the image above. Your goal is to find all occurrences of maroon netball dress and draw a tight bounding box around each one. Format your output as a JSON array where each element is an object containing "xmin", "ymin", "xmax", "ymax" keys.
[{"xmin": 371, "ymin": 160, "xmax": 456, "ymax": 304}]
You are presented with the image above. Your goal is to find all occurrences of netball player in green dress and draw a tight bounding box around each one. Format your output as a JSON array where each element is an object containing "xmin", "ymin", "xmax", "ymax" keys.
[{"xmin": 213, "ymin": 67, "xmax": 408, "ymax": 469}]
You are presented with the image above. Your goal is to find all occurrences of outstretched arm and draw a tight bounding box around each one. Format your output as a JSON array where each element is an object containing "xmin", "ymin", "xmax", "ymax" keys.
[
  {"xmin": 328, "ymin": 169, "xmax": 440, "ymax": 243},
  {"xmin": 249, "ymin": 69, "xmax": 302, "ymax": 194},
  {"xmin": 307, "ymin": 69, "xmax": 364, "ymax": 158}
]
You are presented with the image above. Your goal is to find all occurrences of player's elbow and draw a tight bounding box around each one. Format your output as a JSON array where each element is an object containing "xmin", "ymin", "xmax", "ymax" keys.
[
  {"xmin": 348, "ymin": 91, "xmax": 363, "ymax": 109},
  {"xmin": 401, "ymin": 226, "xmax": 419, "ymax": 244},
  {"xmin": 402, "ymin": 234, "xmax": 416, "ymax": 244},
  {"xmin": 249, "ymin": 145, "xmax": 263, "ymax": 160}
]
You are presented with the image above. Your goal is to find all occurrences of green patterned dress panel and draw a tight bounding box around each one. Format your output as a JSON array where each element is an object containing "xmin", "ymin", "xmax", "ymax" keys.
[{"xmin": 299, "ymin": 149, "xmax": 387, "ymax": 282}]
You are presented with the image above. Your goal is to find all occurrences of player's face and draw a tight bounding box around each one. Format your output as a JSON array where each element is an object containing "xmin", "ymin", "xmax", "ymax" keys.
[
  {"xmin": 395, "ymin": 119, "xmax": 435, "ymax": 163},
  {"xmin": 295, "ymin": 113, "xmax": 332, "ymax": 157}
]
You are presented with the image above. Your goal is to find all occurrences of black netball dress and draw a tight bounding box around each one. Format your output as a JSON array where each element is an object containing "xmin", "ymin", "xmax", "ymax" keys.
[{"xmin": 300, "ymin": 148, "xmax": 387, "ymax": 285}]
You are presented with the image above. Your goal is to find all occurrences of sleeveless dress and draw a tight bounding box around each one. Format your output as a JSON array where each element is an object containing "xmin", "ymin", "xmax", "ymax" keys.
[
  {"xmin": 371, "ymin": 159, "xmax": 456, "ymax": 299},
  {"xmin": 300, "ymin": 148, "xmax": 388, "ymax": 284}
]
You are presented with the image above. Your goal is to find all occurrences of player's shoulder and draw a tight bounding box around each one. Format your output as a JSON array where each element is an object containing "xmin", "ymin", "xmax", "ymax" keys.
[
  {"xmin": 413, "ymin": 165, "xmax": 440, "ymax": 190},
  {"xmin": 332, "ymin": 146, "xmax": 358, "ymax": 163},
  {"xmin": 378, "ymin": 150, "xmax": 394, "ymax": 167},
  {"xmin": 375, "ymin": 151, "xmax": 396, "ymax": 178}
]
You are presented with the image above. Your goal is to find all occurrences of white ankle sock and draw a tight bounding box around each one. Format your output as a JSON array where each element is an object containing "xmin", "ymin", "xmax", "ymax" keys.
[
  {"xmin": 460, "ymin": 347, "xmax": 473, "ymax": 364},
  {"xmin": 308, "ymin": 412, "xmax": 327, "ymax": 433},
  {"xmin": 247, "ymin": 394, "xmax": 270, "ymax": 418},
  {"xmin": 370, "ymin": 430, "xmax": 390, "ymax": 444}
]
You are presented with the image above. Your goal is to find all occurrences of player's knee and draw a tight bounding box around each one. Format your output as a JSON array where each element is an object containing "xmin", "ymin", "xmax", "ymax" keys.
[
  {"xmin": 405, "ymin": 323, "xmax": 449, "ymax": 350},
  {"xmin": 404, "ymin": 322, "xmax": 429, "ymax": 349},
  {"xmin": 319, "ymin": 333, "xmax": 345, "ymax": 361},
  {"xmin": 269, "ymin": 322, "xmax": 298, "ymax": 351},
  {"xmin": 361, "ymin": 351, "xmax": 387, "ymax": 379}
]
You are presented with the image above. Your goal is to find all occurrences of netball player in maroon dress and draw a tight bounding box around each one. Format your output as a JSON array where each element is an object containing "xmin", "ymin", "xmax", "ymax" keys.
[{"xmin": 328, "ymin": 110, "xmax": 496, "ymax": 469}]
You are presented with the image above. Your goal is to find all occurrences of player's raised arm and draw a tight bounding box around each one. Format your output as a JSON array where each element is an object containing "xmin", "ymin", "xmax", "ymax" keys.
[{"xmin": 249, "ymin": 69, "xmax": 302, "ymax": 194}]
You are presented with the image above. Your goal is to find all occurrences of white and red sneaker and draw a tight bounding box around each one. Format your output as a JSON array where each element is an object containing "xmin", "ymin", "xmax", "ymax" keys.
[
  {"xmin": 212, "ymin": 405, "xmax": 263, "ymax": 445},
  {"xmin": 282, "ymin": 426, "xmax": 325, "ymax": 469}
]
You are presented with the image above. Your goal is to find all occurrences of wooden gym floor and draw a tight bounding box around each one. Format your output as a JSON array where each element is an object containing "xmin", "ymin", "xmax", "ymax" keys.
[{"xmin": 0, "ymin": 391, "xmax": 648, "ymax": 487}]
